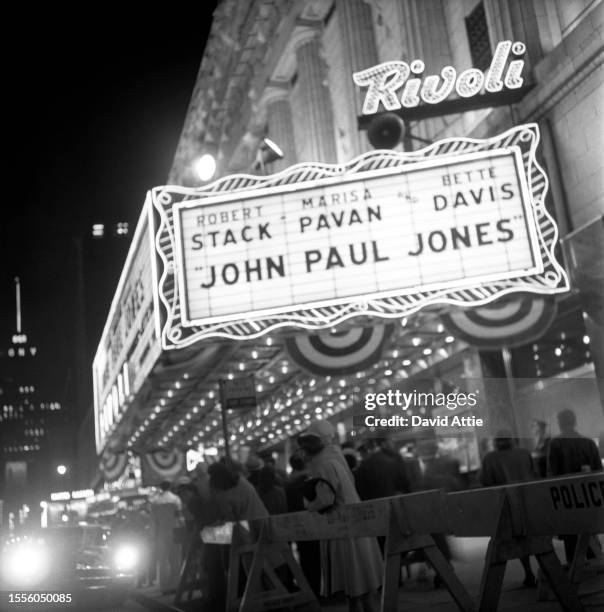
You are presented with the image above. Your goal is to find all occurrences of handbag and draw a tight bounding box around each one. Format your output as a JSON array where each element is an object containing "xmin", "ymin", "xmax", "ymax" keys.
[{"xmin": 299, "ymin": 477, "xmax": 337, "ymax": 514}]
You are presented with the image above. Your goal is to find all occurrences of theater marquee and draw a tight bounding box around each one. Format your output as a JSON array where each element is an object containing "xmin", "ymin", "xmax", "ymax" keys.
[{"xmin": 150, "ymin": 124, "xmax": 568, "ymax": 349}]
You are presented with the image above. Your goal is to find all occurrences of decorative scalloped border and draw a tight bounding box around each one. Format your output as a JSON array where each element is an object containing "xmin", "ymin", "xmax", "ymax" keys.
[{"xmin": 149, "ymin": 123, "xmax": 568, "ymax": 350}]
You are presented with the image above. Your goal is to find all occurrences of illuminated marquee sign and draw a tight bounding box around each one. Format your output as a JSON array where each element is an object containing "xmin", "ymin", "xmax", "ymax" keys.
[
  {"xmin": 93, "ymin": 202, "xmax": 161, "ymax": 453},
  {"xmin": 353, "ymin": 40, "xmax": 526, "ymax": 116},
  {"xmin": 151, "ymin": 124, "xmax": 567, "ymax": 350}
]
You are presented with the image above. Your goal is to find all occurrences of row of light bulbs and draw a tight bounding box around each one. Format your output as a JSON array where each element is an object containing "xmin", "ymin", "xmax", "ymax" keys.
[
  {"xmin": 186, "ymin": 331, "xmax": 458, "ymax": 453},
  {"xmin": 126, "ymin": 318, "xmax": 456, "ymax": 453}
]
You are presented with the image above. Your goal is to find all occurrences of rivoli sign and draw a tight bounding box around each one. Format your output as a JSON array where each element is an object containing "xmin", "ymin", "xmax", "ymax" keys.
[
  {"xmin": 353, "ymin": 40, "xmax": 526, "ymax": 115},
  {"xmin": 150, "ymin": 124, "xmax": 568, "ymax": 350}
]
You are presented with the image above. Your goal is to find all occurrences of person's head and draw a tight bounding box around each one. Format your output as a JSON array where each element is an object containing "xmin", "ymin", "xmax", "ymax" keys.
[
  {"xmin": 494, "ymin": 429, "xmax": 515, "ymax": 451},
  {"xmin": 531, "ymin": 420, "xmax": 547, "ymax": 437},
  {"xmin": 401, "ymin": 442, "xmax": 417, "ymax": 457},
  {"xmin": 244, "ymin": 454, "xmax": 264, "ymax": 474},
  {"xmin": 298, "ymin": 419, "xmax": 336, "ymax": 456},
  {"xmin": 357, "ymin": 441, "xmax": 374, "ymax": 460},
  {"xmin": 208, "ymin": 462, "xmax": 240, "ymax": 491},
  {"xmin": 557, "ymin": 408, "xmax": 577, "ymax": 434},
  {"xmin": 375, "ymin": 436, "xmax": 395, "ymax": 453},
  {"xmin": 297, "ymin": 433, "xmax": 324, "ymax": 457},
  {"xmin": 418, "ymin": 438, "xmax": 439, "ymax": 459},
  {"xmin": 288, "ymin": 451, "xmax": 306, "ymax": 472},
  {"xmin": 177, "ymin": 483, "xmax": 198, "ymax": 502},
  {"xmin": 258, "ymin": 450, "xmax": 276, "ymax": 466},
  {"xmin": 159, "ymin": 480, "xmax": 171, "ymax": 492}
]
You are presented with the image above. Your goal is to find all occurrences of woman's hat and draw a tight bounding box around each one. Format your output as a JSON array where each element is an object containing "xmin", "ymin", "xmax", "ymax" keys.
[
  {"xmin": 299, "ymin": 419, "xmax": 335, "ymax": 440},
  {"xmin": 245, "ymin": 455, "xmax": 264, "ymax": 471}
]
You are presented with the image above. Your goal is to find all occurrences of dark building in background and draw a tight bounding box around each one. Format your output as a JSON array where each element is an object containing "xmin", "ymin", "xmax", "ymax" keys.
[{"xmin": 0, "ymin": 279, "xmax": 71, "ymax": 525}]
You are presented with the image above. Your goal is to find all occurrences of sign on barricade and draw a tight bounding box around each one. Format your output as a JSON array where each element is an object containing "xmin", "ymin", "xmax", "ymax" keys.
[
  {"xmin": 266, "ymin": 497, "xmax": 390, "ymax": 541},
  {"xmin": 201, "ymin": 520, "xmax": 249, "ymax": 545},
  {"xmin": 514, "ymin": 473, "xmax": 604, "ymax": 535}
]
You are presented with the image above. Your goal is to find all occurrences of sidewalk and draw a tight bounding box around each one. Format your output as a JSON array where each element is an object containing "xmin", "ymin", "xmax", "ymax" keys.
[
  {"xmin": 128, "ymin": 537, "xmax": 604, "ymax": 611},
  {"xmin": 129, "ymin": 586, "xmax": 184, "ymax": 612},
  {"xmin": 321, "ymin": 538, "xmax": 604, "ymax": 611}
]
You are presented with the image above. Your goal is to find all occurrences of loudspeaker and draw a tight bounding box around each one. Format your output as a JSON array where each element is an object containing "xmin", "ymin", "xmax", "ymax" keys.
[{"xmin": 367, "ymin": 113, "xmax": 406, "ymax": 149}]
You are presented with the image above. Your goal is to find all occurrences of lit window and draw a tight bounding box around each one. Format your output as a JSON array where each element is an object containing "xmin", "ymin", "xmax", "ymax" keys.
[
  {"xmin": 115, "ymin": 222, "xmax": 129, "ymax": 236},
  {"xmin": 92, "ymin": 223, "xmax": 105, "ymax": 238}
]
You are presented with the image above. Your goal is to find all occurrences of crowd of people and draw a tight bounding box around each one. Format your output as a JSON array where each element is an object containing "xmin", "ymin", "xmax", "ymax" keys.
[{"xmin": 110, "ymin": 407, "xmax": 602, "ymax": 610}]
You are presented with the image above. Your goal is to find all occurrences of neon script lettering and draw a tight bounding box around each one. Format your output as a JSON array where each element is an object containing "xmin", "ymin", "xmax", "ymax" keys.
[{"xmin": 353, "ymin": 41, "xmax": 526, "ymax": 115}]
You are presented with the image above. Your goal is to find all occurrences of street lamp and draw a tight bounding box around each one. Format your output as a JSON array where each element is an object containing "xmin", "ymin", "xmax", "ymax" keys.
[
  {"xmin": 193, "ymin": 153, "xmax": 217, "ymax": 182},
  {"xmin": 56, "ymin": 464, "xmax": 67, "ymax": 476}
]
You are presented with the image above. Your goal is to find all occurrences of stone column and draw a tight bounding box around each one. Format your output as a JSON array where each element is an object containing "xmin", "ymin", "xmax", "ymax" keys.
[
  {"xmin": 463, "ymin": 347, "xmax": 522, "ymax": 442},
  {"xmin": 263, "ymin": 87, "xmax": 297, "ymax": 173},
  {"xmin": 294, "ymin": 30, "xmax": 337, "ymax": 163},
  {"xmin": 405, "ymin": 0, "xmax": 453, "ymax": 144},
  {"xmin": 337, "ymin": 0, "xmax": 379, "ymax": 156}
]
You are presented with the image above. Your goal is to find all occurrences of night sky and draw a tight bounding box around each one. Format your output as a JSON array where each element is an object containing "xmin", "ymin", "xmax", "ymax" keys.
[{"xmin": 2, "ymin": 7, "xmax": 217, "ymax": 406}]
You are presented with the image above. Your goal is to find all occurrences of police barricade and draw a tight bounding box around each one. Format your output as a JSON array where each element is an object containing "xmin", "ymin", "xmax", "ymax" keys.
[
  {"xmin": 232, "ymin": 490, "xmax": 475, "ymax": 612},
  {"xmin": 446, "ymin": 473, "xmax": 604, "ymax": 612},
  {"xmin": 177, "ymin": 522, "xmax": 250, "ymax": 605},
  {"xmin": 221, "ymin": 473, "xmax": 603, "ymax": 612}
]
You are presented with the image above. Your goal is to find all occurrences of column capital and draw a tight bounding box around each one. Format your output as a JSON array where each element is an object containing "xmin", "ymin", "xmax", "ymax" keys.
[
  {"xmin": 259, "ymin": 84, "xmax": 291, "ymax": 108},
  {"xmin": 271, "ymin": 25, "xmax": 321, "ymax": 82},
  {"xmin": 290, "ymin": 25, "xmax": 321, "ymax": 52}
]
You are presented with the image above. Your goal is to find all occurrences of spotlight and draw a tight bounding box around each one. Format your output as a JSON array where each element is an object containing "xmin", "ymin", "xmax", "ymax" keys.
[{"xmin": 253, "ymin": 138, "xmax": 284, "ymax": 172}]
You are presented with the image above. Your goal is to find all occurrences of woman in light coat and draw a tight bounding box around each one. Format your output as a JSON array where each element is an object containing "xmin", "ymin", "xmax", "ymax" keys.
[{"xmin": 298, "ymin": 420, "xmax": 382, "ymax": 612}]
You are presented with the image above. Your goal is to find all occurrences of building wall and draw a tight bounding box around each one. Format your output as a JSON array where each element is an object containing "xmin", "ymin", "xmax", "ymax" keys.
[
  {"xmin": 551, "ymin": 71, "xmax": 603, "ymax": 228},
  {"xmin": 174, "ymin": 1, "xmax": 603, "ymax": 229}
]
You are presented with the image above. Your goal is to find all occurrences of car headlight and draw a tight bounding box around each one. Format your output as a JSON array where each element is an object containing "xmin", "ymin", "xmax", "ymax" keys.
[
  {"xmin": 2, "ymin": 541, "xmax": 50, "ymax": 586},
  {"xmin": 113, "ymin": 544, "xmax": 139, "ymax": 572}
]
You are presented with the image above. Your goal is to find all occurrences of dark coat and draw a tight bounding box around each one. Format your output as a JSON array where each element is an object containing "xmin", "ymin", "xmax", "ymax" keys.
[
  {"xmin": 480, "ymin": 447, "xmax": 535, "ymax": 486},
  {"xmin": 355, "ymin": 449, "xmax": 410, "ymax": 500},
  {"xmin": 548, "ymin": 432, "xmax": 602, "ymax": 476}
]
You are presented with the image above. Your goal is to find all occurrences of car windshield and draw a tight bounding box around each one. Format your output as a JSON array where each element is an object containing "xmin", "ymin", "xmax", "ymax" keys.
[
  {"xmin": 82, "ymin": 527, "xmax": 110, "ymax": 548},
  {"xmin": 27, "ymin": 526, "xmax": 110, "ymax": 549}
]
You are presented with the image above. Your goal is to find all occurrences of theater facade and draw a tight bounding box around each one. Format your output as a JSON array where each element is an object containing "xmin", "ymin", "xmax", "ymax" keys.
[{"xmin": 93, "ymin": 0, "xmax": 604, "ymax": 484}]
